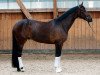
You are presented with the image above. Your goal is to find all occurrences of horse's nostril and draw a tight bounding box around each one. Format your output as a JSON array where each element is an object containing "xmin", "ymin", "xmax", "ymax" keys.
[
  {"xmin": 87, "ymin": 16, "xmax": 89, "ymax": 19},
  {"xmin": 91, "ymin": 18, "xmax": 92, "ymax": 20},
  {"xmin": 89, "ymin": 17, "xmax": 92, "ymax": 22},
  {"xmin": 86, "ymin": 16, "xmax": 89, "ymax": 19},
  {"xmin": 87, "ymin": 16, "xmax": 92, "ymax": 22}
]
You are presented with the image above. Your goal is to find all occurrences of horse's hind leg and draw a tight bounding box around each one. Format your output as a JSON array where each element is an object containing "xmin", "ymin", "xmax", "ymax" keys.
[
  {"xmin": 17, "ymin": 39, "xmax": 27, "ymax": 72},
  {"xmin": 54, "ymin": 43, "xmax": 63, "ymax": 73},
  {"xmin": 12, "ymin": 33, "xmax": 27, "ymax": 72}
]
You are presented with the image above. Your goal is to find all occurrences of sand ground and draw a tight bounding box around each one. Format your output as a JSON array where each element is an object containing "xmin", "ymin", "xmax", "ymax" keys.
[{"xmin": 0, "ymin": 54, "xmax": 100, "ymax": 75}]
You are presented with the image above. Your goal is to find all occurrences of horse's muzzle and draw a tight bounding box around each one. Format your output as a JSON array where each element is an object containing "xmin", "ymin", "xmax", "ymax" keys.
[{"xmin": 86, "ymin": 15, "xmax": 93, "ymax": 22}]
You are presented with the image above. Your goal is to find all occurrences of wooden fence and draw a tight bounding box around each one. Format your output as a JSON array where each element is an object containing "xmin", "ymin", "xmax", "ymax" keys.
[{"xmin": 0, "ymin": 11, "xmax": 100, "ymax": 51}]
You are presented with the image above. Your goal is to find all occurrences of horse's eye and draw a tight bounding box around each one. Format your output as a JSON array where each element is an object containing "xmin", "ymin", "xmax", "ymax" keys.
[
  {"xmin": 81, "ymin": 10, "xmax": 84, "ymax": 13},
  {"xmin": 81, "ymin": 9, "xmax": 86, "ymax": 12}
]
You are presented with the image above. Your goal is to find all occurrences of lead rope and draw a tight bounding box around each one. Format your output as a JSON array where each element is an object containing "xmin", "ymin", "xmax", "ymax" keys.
[
  {"xmin": 88, "ymin": 22, "xmax": 96, "ymax": 38},
  {"xmin": 88, "ymin": 22, "xmax": 95, "ymax": 34},
  {"xmin": 88, "ymin": 22, "xmax": 95, "ymax": 33}
]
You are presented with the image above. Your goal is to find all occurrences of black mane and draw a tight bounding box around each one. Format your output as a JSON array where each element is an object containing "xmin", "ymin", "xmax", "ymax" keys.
[{"xmin": 55, "ymin": 6, "xmax": 79, "ymax": 22}]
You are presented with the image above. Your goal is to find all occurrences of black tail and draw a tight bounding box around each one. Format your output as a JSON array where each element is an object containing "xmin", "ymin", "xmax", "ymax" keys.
[{"xmin": 12, "ymin": 31, "xmax": 22, "ymax": 68}]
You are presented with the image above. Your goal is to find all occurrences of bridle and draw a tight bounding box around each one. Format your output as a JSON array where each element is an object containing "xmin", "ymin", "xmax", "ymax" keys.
[{"xmin": 78, "ymin": 5, "xmax": 95, "ymax": 38}]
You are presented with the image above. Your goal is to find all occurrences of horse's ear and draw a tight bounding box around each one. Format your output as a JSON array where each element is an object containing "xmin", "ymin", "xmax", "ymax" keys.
[
  {"xmin": 80, "ymin": 2, "xmax": 83, "ymax": 6},
  {"xmin": 79, "ymin": 2, "xmax": 83, "ymax": 8}
]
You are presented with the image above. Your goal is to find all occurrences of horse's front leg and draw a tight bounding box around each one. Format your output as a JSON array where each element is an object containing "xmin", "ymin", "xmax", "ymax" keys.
[{"xmin": 54, "ymin": 43, "xmax": 63, "ymax": 73}]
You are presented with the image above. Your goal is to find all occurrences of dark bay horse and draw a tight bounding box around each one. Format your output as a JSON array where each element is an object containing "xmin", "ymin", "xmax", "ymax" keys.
[{"xmin": 12, "ymin": 3, "xmax": 92, "ymax": 73}]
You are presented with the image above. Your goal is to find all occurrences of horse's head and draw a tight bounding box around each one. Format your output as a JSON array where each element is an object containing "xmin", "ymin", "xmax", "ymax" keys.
[{"xmin": 77, "ymin": 2, "xmax": 92, "ymax": 24}]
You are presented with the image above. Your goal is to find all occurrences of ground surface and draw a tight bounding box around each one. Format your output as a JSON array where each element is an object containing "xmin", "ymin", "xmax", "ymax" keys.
[{"xmin": 0, "ymin": 54, "xmax": 100, "ymax": 75}]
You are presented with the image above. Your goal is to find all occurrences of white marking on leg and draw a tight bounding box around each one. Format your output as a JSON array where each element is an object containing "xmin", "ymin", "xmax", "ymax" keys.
[
  {"xmin": 54, "ymin": 57, "xmax": 62, "ymax": 73},
  {"xmin": 18, "ymin": 57, "xmax": 24, "ymax": 68},
  {"xmin": 18, "ymin": 57, "xmax": 25, "ymax": 72},
  {"xmin": 54, "ymin": 57, "xmax": 60, "ymax": 67}
]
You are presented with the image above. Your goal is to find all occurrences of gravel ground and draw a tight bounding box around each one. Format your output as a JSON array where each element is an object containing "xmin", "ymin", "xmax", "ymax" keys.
[{"xmin": 0, "ymin": 54, "xmax": 100, "ymax": 75}]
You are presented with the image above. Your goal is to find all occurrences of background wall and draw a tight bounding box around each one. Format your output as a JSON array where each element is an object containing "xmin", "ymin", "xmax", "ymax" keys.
[{"xmin": 0, "ymin": 11, "xmax": 100, "ymax": 51}]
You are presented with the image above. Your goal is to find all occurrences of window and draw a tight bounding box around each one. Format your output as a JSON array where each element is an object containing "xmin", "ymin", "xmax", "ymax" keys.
[
  {"xmin": 0, "ymin": 0, "xmax": 18, "ymax": 9},
  {"xmin": 29, "ymin": 0, "xmax": 53, "ymax": 9},
  {"xmin": 57, "ymin": 0, "xmax": 100, "ymax": 8},
  {"xmin": 0, "ymin": 0, "xmax": 53, "ymax": 9},
  {"xmin": 57, "ymin": 0, "xmax": 78, "ymax": 8},
  {"xmin": 0, "ymin": 0, "xmax": 100, "ymax": 9}
]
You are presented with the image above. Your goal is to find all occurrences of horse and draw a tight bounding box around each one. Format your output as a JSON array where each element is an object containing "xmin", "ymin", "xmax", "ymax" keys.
[{"xmin": 12, "ymin": 3, "xmax": 92, "ymax": 73}]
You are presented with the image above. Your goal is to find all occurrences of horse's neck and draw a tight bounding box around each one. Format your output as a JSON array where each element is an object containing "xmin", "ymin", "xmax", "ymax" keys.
[{"xmin": 58, "ymin": 12, "xmax": 77, "ymax": 33}]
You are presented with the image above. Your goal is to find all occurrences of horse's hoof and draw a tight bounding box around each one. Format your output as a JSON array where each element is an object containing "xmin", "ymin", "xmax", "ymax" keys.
[
  {"xmin": 17, "ymin": 68, "xmax": 21, "ymax": 72},
  {"xmin": 20, "ymin": 67, "xmax": 25, "ymax": 72},
  {"xmin": 55, "ymin": 67, "xmax": 62, "ymax": 73},
  {"xmin": 17, "ymin": 67, "xmax": 25, "ymax": 72}
]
